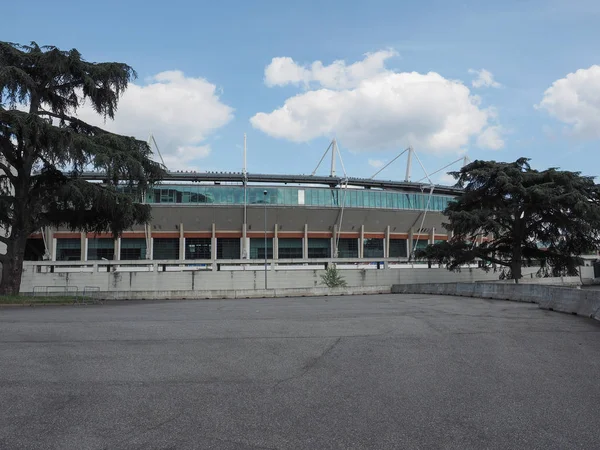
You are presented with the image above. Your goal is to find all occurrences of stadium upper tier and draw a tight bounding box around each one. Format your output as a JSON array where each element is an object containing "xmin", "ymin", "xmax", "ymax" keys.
[
  {"xmin": 144, "ymin": 184, "xmax": 455, "ymax": 212},
  {"xmin": 84, "ymin": 171, "xmax": 460, "ymax": 212}
]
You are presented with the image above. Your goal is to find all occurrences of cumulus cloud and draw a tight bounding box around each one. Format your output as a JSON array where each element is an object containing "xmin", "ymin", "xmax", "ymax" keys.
[
  {"xmin": 437, "ymin": 172, "xmax": 457, "ymax": 186},
  {"xmin": 468, "ymin": 68, "xmax": 502, "ymax": 88},
  {"xmin": 252, "ymin": 52, "xmax": 503, "ymax": 154},
  {"xmin": 265, "ymin": 50, "xmax": 398, "ymax": 89},
  {"xmin": 476, "ymin": 125, "xmax": 505, "ymax": 150},
  {"xmin": 76, "ymin": 70, "xmax": 234, "ymax": 170},
  {"xmin": 537, "ymin": 65, "xmax": 600, "ymax": 139},
  {"xmin": 368, "ymin": 159, "xmax": 385, "ymax": 169}
]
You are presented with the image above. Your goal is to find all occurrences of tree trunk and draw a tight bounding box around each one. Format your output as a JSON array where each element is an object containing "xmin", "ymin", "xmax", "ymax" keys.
[
  {"xmin": 511, "ymin": 244, "xmax": 522, "ymax": 283},
  {"xmin": 0, "ymin": 236, "xmax": 27, "ymax": 295}
]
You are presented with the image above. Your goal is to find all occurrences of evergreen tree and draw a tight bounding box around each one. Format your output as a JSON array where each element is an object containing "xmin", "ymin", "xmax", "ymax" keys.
[
  {"xmin": 0, "ymin": 42, "xmax": 165, "ymax": 294},
  {"xmin": 416, "ymin": 158, "xmax": 600, "ymax": 281}
]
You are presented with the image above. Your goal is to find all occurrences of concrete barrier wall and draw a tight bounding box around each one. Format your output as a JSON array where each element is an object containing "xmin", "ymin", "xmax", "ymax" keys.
[
  {"xmin": 392, "ymin": 283, "xmax": 600, "ymax": 321},
  {"xmin": 85, "ymin": 286, "xmax": 391, "ymax": 300},
  {"xmin": 20, "ymin": 264, "xmax": 521, "ymax": 294}
]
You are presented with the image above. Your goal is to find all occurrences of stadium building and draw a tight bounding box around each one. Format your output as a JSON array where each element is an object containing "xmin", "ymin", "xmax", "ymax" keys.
[{"xmin": 24, "ymin": 157, "xmax": 463, "ymax": 265}]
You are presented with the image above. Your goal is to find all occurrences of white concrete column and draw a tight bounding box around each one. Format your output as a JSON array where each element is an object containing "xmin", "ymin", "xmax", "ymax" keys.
[
  {"xmin": 147, "ymin": 237, "xmax": 153, "ymax": 260},
  {"xmin": 242, "ymin": 223, "xmax": 248, "ymax": 259},
  {"xmin": 80, "ymin": 232, "xmax": 86, "ymax": 261},
  {"xmin": 359, "ymin": 225, "xmax": 365, "ymax": 259},
  {"xmin": 45, "ymin": 228, "xmax": 54, "ymax": 260},
  {"xmin": 303, "ymin": 224, "xmax": 308, "ymax": 259},
  {"xmin": 179, "ymin": 223, "xmax": 185, "ymax": 260},
  {"xmin": 385, "ymin": 226, "xmax": 390, "ymax": 258},
  {"xmin": 52, "ymin": 238, "xmax": 57, "ymax": 262},
  {"xmin": 273, "ymin": 224, "xmax": 279, "ymax": 260},
  {"xmin": 332, "ymin": 225, "xmax": 338, "ymax": 258},
  {"xmin": 430, "ymin": 227, "xmax": 436, "ymax": 245},
  {"xmin": 115, "ymin": 237, "xmax": 121, "ymax": 261},
  {"xmin": 211, "ymin": 223, "xmax": 217, "ymax": 261}
]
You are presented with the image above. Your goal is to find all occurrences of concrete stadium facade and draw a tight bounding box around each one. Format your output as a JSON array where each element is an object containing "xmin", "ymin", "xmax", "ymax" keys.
[{"xmin": 24, "ymin": 172, "xmax": 461, "ymax": 265}]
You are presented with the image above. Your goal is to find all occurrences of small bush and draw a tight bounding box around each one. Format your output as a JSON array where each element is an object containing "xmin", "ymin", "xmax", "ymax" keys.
[{"xmin": 321, "ymin": 265, "xmax": 347, "ymax": 288}]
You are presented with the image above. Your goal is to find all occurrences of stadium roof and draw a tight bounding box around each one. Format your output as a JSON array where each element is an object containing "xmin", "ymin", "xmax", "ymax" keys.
[{"xmin": 80, "ymin": 171, "xmax": 462, "ymax": 195}]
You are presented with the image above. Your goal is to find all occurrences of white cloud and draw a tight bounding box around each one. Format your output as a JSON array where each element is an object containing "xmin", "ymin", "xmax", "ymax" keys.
[
  {"xmin": 76, "ymin": 70, "xmax": 234, "ymax": 170},
  {"xmin": 468, "ymin": 68, "xmax": 502, "ymax": 88},
  {"xmin": 264, "ymin": 49, "xmax": 398, "ymax": 89},
  {"xmin": 252, "ymin": 52, "xmax": 503, "ymax": 154},
  {"xmin": 537, "ymin": 65, "xmax": 600, "ymax": 139},
  {"xmin": 368, "ymin": 159, "xmax": 385, "ymax": 169},
  {"xmin": 437, "ymin": 173, "xmax": 457, "ymax": 185},
  {"xmin": 162, "ymin": 146, "xmax": 211, "ymax": 171},
  {"xmin": 476, "ymin": 125, "xmax": 505, "ymax": 150}
]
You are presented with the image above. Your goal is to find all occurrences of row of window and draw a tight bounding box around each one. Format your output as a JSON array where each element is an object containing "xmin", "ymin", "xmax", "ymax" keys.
[
  {"xmin": 138, "ymin": 185, "xmax": 455, "ymax": 212},
  {"xmin": 46, "ymin": 237, "xmax": 430, "ymax": 261}
]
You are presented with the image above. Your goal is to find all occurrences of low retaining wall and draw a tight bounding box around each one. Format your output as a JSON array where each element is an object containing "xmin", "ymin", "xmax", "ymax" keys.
[
  {"xmin": 84, "ymin": 285, "xmax": 390, "ymax": 301},
  {"xmin": 20, "ymin": 265, "xmax": 519, "ymax": 293},
  {"xmin": 391, "ymin": 283, "xmax": 600, "ymax": 321}
]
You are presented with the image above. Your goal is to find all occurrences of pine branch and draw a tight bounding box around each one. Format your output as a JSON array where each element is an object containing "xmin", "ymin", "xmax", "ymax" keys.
[{"xmin": 0, "ymin": 160, "xmax": 16, "ymax": 182}]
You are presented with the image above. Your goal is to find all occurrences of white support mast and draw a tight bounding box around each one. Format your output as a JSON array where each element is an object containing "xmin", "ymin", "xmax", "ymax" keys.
[
  {"xmin": 330, "ymin": 138, "xmax": 337, "ymax": 177},
  {"xmin": 242, "ymin": 133, "xmax": 248, "ymax": 259},
  {"xmin": 404, "ymin": 146, "xmax": 413, "ymax": 182},
  {"xmin": 243, "ymin": 133, "xmax": 247, "ymax": 176},
  {"xmin": 148, "ymin": 134, "xmax": 167, "ymax": 169}
]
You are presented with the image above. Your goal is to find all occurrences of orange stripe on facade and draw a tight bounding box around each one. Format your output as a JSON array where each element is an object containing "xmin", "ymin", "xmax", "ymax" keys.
[
  {"xmin": 152, "ymin": 232, "xmax": 180, "ymax": 239},
  {"xmin": 54, "ymin": 232, "xmax": 81, "ymax": 239},
  {"xmin": 364, "ymin": 233, "xmax": 384, "ymax": 239},
  {"xmin": 86, "ymin": 232, "xmax": 113, "ymax": 239},
  {"xmin": 389, "ymin": 233, "xmax": 409, "ymax": 239},
  {"xmin": 122, "ymin": 232, "xmax": 146, "ymax": 239},
  {"xmin": 215, "ymin": 232, "xmax": 243, "ymax": 238},
  {"xmin": 246, "ymin": 232, "xmax": 274, "ymax": 238},
  {"xmin": 337, "ymin": 232, "xmax": 360, "ymax": 238},
  {"xmin": 184, "ymin": 232, "xmax": 212, "ymax": 239},
  {"xmin": 277, "ymin": 232, "xmax": 304, "ymax": 239},
  {"xmin": 307, "ymin": 232, "xmax": 332, "ymax": 238}
]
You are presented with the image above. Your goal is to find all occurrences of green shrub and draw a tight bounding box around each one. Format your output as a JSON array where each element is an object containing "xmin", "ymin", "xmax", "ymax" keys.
[{"xmin": 321, "ymin": 265, "xmax": 347, "ymax": 288}]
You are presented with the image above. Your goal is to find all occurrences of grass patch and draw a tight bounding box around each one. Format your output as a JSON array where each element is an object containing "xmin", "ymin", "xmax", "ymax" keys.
[{"xmin": 0, "ymin": 295, "xmax": 88, "ymax": 305}]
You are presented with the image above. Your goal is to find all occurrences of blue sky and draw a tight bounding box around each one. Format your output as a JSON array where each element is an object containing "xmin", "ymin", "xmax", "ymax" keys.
[{"xmin": 4, "ymin": 0, "xmax": 600, "ymax": 182}]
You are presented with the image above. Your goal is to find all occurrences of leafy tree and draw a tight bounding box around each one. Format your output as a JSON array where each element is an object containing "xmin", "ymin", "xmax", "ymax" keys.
[
  {"xmin": 0, "ymin": 42, "xmax": 164, "ymax": 294},
  {"xmin": 416, "ymin": 158, "xmax": 600, "ymax": 282}
]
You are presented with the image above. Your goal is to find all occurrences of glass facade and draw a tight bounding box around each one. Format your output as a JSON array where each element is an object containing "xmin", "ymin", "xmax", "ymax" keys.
[
  {"xmin": 337, "ymin": 238, "xmax": 359, "ymax": 258},
  {"xmin": 88, "ymin": 238, "xmax": 114, "ymax": 260},
  {"xmin": 389, "ymin": 239, "xmax": 408, "ymax": 258},
  {"xmin": 363, "ymin": 239, "xmax": 384, "ymax": 258},
  {"xmin": 121, "ymin": 238, "xmax": 146, "ymax": 260},
  {"xmin": 185, "ymin": 238, "xmax": 211, "ymax": 259},
  {"xmin": 217, "ymin": 238, "xmax": 240, "ymax": 260},
  {"xmin": 278, "ymin": 238, "xmax": 303, "ymax": 259},
  {"xmin": 308, "ymin": 238, "xmax": 330, "ymax": 258},
  {"xmin": 143, "ymin": 185, "xmax": 454, "ymax": 212},
  {"xmin": 153, "ymin": 238, "xmax": 179, "ymax": 260},
  {"xmin": 56, "ymin": 238, "xmax": 81, "ymax": 261},
  {"xmin": 250, "ymin": 238, "xmax": 273, "ymax": 259}
]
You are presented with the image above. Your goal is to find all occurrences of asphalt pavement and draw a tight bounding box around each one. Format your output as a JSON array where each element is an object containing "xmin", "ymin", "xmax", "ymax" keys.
[{"xmin": 1, "ymin": 294, "xmax": 599, "ymax": 449}]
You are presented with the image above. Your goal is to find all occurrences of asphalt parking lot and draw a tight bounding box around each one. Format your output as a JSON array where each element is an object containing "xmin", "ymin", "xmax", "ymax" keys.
[{"xmin": 1, "ymin": 294, "xmax": 599, "ymax": 449}]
